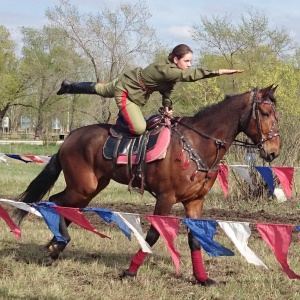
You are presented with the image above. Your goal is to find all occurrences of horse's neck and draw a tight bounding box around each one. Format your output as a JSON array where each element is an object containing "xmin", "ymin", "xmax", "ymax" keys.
[{"xmin": 187, "ymin": 94, "xmax": 252, "ymax": 147}]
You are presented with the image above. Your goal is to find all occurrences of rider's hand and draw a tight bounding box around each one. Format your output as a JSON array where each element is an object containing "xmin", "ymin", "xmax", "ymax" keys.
[
  {"xmin": 219, "ymin": 69, "xmax": 244, "ymax": 75},
  {"xmin": 164, "ymin": 106, "xmax": 173, "ymax": 118}
]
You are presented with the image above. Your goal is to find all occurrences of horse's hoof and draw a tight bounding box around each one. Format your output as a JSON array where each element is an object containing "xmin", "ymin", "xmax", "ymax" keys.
[
  {"xmin": 44, "ymin": 257, "xmax": 58, "ymax": 267},
  {"xmin": 198, "ymin": 278, "xmax": 217, "ymax": 287},
  {"xmin": 122, "ymin": 269, "xmax": 137, "ymax": 280}
]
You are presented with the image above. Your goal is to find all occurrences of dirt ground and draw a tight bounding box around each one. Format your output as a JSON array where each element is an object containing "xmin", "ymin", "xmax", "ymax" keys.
[
  {"xmin": 86, "ymin": 201, "xmax": 300, "ymax": 241},
  {"xmin": 103, "ymin": 202, "xmax": 298, "ymax": 224}
]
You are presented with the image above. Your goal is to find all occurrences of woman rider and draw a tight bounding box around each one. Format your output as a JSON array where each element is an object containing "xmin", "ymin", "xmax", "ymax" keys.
[{"xmin": 57, "ymin": 44, "xmax": 244, "ymax": 135}]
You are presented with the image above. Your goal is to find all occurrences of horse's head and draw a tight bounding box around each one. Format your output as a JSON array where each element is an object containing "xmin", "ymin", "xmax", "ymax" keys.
[{"xmin": 241, "ymin": 85, "xmax": 280, "ymax": 162}]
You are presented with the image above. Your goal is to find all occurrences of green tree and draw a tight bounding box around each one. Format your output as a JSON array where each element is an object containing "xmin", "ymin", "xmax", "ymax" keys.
[
  {"xmin": 0, "ymin": 26, "xmax": 21, "ymax": 134},
  {"xmin": 19, "ymin": 26, "xmax": 85, "ymax": 137},
  {"xmin": 190, "ymin": 8, "xmax": 294, "ymax": 93}
]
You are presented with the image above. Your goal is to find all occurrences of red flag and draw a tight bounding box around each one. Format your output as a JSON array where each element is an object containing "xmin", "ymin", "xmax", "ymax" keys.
[
  {"xmin": 272, "ymin": 167, "xmax": 294, "ymax": 199},
  {"xmin": 147, "ymin": 215, "xmax": 181, "ymax": 275},
  {"xmin": 24, "ymin": 155, "xmax": 44, "ymax": 164},
  {"xmin": 53, "ymin": 206, "xmax": 110, "ymax": 239},
  {"xmin": 0, "ymin": 205, "xmax": 21, "ymax": 238},
  {"xmin": 256, "ymin": 223, "xmax": 300, "ymax": 279},
  {"xmin": 218, "ymin": 164, "xmax": 228, "ymax": 197}
]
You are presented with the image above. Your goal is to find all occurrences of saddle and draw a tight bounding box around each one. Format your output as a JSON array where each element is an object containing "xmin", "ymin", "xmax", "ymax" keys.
[{"xmin": 103, "ymin": 114, "xmax": 171, "ymax": 194}]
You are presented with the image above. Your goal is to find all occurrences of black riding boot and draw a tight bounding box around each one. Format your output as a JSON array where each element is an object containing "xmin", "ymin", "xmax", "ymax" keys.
[{"xmin": 57, "ymin": 80, "xmax": 97, "ymax": 95}]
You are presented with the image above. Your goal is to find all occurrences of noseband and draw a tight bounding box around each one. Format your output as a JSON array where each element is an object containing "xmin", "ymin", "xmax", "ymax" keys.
[{"xmin": 238, "ymin": 89, "xmax": 280, "ymax": 149}]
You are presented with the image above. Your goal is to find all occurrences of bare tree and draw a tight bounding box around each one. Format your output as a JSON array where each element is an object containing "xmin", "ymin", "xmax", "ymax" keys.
[{"xmin": 46, "ymin": 0, "xmax": 158, "ymax": 123}]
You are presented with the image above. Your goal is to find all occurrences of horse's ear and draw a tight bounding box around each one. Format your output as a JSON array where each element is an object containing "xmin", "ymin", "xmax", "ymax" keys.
[
  {"xmin": 257, "ymin": 84, "xmax": 275, "ymax": 99},
  {"xmin": 270, "ymin": 85, "xmax": 278, "ymax": 95}
]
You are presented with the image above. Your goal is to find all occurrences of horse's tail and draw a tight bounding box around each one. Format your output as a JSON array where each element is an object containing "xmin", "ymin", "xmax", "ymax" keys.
[{"xmin": 14, "ymin": 152, "xmax": 62, "ymax": 224}]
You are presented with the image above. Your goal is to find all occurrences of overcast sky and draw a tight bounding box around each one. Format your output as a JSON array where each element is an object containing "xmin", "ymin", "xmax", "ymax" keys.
[{"xmin": 1, "ymin": 0, "xmax": 300, "ymax": 51}]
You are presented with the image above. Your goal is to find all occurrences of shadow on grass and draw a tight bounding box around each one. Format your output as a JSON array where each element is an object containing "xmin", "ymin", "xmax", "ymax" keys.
[
  {"xmin": 0, "ymin": 241, "xmax": 218, "ymax": 286},
  {"xmin": 0, "ymin": 240, "xmax": 155, "ymax": 269},
  {"xmin": 0, "ymin": 287, "xmax": 61, "ymax": 300}
]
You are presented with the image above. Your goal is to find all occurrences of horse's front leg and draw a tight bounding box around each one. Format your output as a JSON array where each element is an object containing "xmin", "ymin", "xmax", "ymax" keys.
[
  {"xmin": 122, "ymin": 195, "xmax": 174, "ymax": 279},
  {"xmin": 122, "ymin": 225, "xmax": 160, "ymax": 278},
  {"xmin": 184, "ymin": 199, "xmax": 217, "ymax": 287}
]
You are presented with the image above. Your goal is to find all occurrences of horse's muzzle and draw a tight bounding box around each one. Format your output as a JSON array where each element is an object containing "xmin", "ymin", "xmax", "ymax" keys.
[{"xmin": 259, "ymin": 147, "xmax": 279, "ymax": 162}]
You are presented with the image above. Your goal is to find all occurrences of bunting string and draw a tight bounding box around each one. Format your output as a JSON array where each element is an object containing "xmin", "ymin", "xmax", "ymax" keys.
[{"xmin": 1, "ymin": 198, "xmax": 300, "ymax": 280}]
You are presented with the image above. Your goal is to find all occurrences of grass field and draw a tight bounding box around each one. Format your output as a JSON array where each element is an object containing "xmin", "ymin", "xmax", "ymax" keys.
[{"xmin": 1, "ymin": 144, "xmax": 300, "ymax": 299}]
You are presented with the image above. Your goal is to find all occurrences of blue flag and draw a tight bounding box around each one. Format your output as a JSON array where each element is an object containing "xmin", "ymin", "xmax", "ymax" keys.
[
  {"xmin": 82, "ymin": 207, "xmax": 131, "ymax": 239},
  {"xmin": 34, "ymin": 202, "xmax": 67, "ymax": 243},
  {"xmin": 255, "ymin": 166, "xmax": 274, "ymax": 194},
  {"xmin": 183, "ymin": 218, "xmax": 234, "ymax": 257},
  {"xmin": 5, "ymin": 154, "xmax": 31, "ymax": 163}
]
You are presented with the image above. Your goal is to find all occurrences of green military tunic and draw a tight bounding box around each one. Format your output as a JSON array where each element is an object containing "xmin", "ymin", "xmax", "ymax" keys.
[{"xmin": 95, "ymin": 57, "xmax": 219, "ymax": 135}]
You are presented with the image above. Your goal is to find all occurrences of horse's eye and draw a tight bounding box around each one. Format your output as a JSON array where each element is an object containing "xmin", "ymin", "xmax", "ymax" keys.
[{"xmin": 261, "ymin": 111, "xmax": 270, "ymax": 118}]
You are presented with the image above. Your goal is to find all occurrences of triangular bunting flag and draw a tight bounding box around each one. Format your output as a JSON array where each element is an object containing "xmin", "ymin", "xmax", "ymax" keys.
[
  {"xmin": 53, "ymin": 206, "xmax": 110, "ymax": 239},
  {"xmin": 256, "ymin": 223, "xmax": 300, "ymax": 279},
  {"xmin": 0, "ymin": 154, "xmax": 8, "ymax": 165},
  {"xmin": 35, "ymin": 155, "xmax": 51, "ymax": 163},
  {"xmin": 255, "ymin": 166, "xmax": 274, "ymax": 194},
  {"xmin": 272, "ymin": 167, "xmax": 294, "ymax": 199},
  {"xmin": 183, "ymin": 218, "xmax": 234, "ymax": 256},
  {"xmin": 5, "ymin": 154, "xmax": 32, "ymax": 163},
  {"xmin": 23, "ymin": 155, "xmax": 45, "ymax": 163},
  {"xmin": 218, "ymin": 164, "xmax": 228, "ymax": 197},
  {"xmin": 0, "ymin": 199, "xmax": 42, "ymax": 217},
  {"xmin": 231, "ymin": 165, "xmax": 254, "ymax": 191},
  {"xmin": 147, "ymin": 215, "xmax": 181, "ymax": 275},
  {"xmin": 82, "ymin": 207, "xmax": 131, "ymax": 239},
  {"xmin": 218, "ymin": 221, "xmax": 268, "ymax": 269},
  {"xmin": 0, "ymin": 205, "xmax": 21, "ymax": 238},
  {"xmin": 33, "ymin": 203, "xmax": 67, "ymax": 243},
  {"xmin": 114, "ymin": 212, "xmax": 152, "ymax": 253}
]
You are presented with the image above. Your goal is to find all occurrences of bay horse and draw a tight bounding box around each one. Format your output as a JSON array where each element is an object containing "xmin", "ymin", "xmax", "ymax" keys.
[{"xmin": 14, "ymin": 85, "xmax": 280, "ymax": 286}]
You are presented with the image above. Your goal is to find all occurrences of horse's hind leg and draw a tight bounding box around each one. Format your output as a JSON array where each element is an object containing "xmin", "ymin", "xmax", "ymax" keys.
[{"xmin": 45, "ymin": 177, "xmax": 111, "ymax": 265}]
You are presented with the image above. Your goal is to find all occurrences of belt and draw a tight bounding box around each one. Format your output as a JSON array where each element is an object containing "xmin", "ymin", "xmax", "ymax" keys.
[{"xmin": 138, "ymin": 71, "xmax": 152, "ymax": 94}]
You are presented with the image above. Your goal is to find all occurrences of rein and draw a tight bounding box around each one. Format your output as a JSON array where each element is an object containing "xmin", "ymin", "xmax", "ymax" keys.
[
  {"xmin": 171, "ymin": 88, "xmax": 279, "ymax": 180},
  {"xmin": 175, "ymin": 119, "xmax": 227, "ymax": 147},
  {"xmin": 176, "ymin": 90, "xmax": 279, "ymax": 150}
]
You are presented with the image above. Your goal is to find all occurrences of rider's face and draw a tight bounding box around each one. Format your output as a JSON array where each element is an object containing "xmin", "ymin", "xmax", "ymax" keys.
[{"xmin": 174, "ymin": 52, "xmax": 193, "ymax": 70}]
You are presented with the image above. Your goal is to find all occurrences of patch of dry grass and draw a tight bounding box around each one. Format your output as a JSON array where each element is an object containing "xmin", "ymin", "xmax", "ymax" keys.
[
  {"xmin": 1, "ymin": 217, "xmax": 300, "ymax": 300},
  {"xmin": 1, "ymin": 145, "xmax": 300, "ymax": 299}
]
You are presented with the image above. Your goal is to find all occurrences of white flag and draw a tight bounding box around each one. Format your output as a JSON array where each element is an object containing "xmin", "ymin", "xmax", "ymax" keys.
[
  {"xmin": 0, "ymin": 198, "xmax": 42, "ymax": 217},
  {"xmin": 114, "ymin": 212, "xmax": 152, "ymax": 253},
  {"xmin": 231, "ymin": 165, "xmax": 254, "ymax": 191},
  {"xmin": 218, "ymin": 220, "xmax": 269, "ymax": 269}
]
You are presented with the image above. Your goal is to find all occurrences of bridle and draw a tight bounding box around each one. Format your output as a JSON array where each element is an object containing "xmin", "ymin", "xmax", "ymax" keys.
[
  {"xmin": 174, "ymin": 89, "xmax": 279, "ymax": 151},
  {"xmin": 171, "ymin": 88, "xmax": 279, "ymax": 177},
  {"xmin": 234, "ymin": 89, "xmax": 280, "ymax": 149},
  {"xmin": 163, "ymin": 88, "xmax": 280, "ymax": 199}
]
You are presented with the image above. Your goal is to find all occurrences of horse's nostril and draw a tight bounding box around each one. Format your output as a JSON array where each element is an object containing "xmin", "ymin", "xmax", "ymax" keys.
[{"xmin": 268, "ymin": 152, "xmax": 276, "ymax": 162}]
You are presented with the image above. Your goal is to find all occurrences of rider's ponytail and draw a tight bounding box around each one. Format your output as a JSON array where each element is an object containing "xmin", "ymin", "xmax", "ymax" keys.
[{"xmin": 168, "ymin": 44, "xmax": 193, "ymax": 63}]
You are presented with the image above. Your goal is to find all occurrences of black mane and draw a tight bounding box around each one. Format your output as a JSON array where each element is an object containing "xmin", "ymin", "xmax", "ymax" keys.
[{"xmin": 193, "ymin": 91, "xmax": 249, "ymax": 119}]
